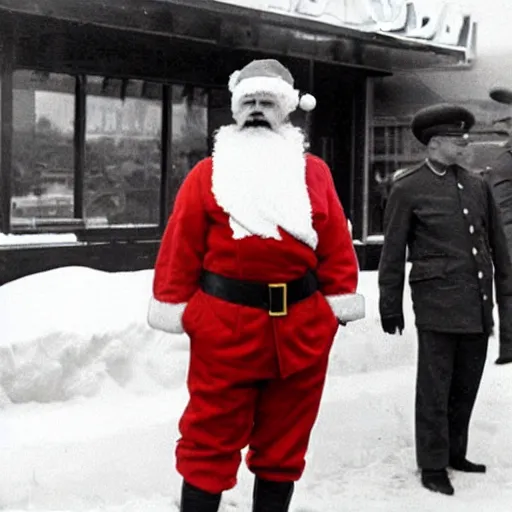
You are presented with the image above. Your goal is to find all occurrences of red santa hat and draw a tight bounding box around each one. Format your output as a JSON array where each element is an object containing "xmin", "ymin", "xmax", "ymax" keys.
[{"xmin": 228, "ymin": 59, "xmax": 317, "ymax": 118}]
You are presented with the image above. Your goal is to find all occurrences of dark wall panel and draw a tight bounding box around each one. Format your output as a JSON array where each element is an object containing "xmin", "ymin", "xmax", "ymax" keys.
[{"xmin": 0, "ymin": 242, "xmax": 160, "ymax": 285}]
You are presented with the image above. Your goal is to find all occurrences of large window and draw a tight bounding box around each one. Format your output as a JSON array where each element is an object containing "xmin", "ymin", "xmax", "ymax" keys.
[
  {"xmin": 12, "ymin": 71, "xmax": 76, "ymax": 230},
  {"xmin": 168, "ymin": 85, "xmax": 208, "ymax": 209},
  {"xmin": 6, "ymin": 69, "xmax": 222, "ymax": 235},
  {"xmin": 84, "ymin": 77, "xmax": 163, "ymax": 227}
]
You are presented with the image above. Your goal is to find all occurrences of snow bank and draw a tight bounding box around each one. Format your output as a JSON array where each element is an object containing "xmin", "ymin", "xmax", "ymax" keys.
[{"xmin": 0, "ymin": 267, "xmax": 190, "ymax": 404}]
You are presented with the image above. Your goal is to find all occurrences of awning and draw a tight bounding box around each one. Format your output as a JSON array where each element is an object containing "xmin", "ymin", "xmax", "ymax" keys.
[{"xmin": 0, "ymin": 0, "xmax": 475, "ymax": 73}]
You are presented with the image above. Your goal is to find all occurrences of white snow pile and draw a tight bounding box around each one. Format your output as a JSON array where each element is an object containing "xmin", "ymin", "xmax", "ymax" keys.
[
  {"xmin": 1, "ymin": 266, "xmax": 511, "ymax": 511},
  {"xmin": 0, "ymin": 267, "xmax": 189, "ymax": 404}
]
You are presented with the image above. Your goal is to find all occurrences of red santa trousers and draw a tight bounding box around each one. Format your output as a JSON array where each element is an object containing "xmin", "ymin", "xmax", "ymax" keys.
[{"xmin": 175, "ymin": 290, "xmax": 336, "ymax": 495}]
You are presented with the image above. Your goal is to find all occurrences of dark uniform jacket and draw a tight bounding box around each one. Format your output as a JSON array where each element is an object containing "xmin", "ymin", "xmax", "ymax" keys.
[
  {"xmin": 378, "ymin": 161, "xmax": 512, "ymax": 360},
  {"xmin": 483, "ymin": 148, "xmax": 512, "ymax": 255}
]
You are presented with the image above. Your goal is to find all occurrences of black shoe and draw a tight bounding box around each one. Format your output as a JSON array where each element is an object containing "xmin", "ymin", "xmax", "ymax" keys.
[
  {"xmin": 252, "ymin": 477, "xmax": 294, "ymax": 512},
  {"xmin": 180, "ymin": 480, "xmax": 221, "ymax": 512},
  {"xmin": 450, "ymin": 458, "xmax": 487, "ymax": 473},
  {"xmin": 421, "ymin": 469, "xmax": 454, "ymax": 496}
]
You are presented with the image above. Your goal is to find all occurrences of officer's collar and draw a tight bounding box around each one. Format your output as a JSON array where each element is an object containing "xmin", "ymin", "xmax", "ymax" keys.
[{"xmin": 425, "ymin": 158, "xmax": 451, "ymax": 176}]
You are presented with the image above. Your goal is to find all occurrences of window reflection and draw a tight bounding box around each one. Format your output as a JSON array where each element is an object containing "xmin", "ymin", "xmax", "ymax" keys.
[
  {"xmin": 11, "ymin": 71, "xmax": 75, "ymax": 229},
  {"xmin": 169, "ymin": 85, "xmax": 208, "ymax": 209},
  {"xmin": 369, "ymin": 119, "xmax": 426, "ymax": 236},
  {"xmin": 84, "ymin": 76, "xmax": 163, "ymax": 227}
]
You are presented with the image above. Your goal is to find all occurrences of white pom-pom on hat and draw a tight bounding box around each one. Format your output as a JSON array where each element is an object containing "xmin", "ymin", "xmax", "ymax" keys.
[
  {"xmin": 299, "ymin": 93, "xmax": 316, "ymax": 112},
  {"xmin": 228, "ymin": 70, "xmax": 241, "ymax": 93}
]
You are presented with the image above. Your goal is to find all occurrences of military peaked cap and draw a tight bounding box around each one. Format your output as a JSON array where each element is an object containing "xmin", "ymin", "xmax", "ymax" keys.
[
  {"xmin": 411, "ymin": 103, "xmax": 475, "ymax": 145},
  {"xmin": 490, "ymin": 87, "xmax": 512, "ymax": 105}
]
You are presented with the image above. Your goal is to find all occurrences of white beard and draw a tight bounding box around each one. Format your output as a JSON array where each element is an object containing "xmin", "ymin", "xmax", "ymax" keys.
[{"xmin": 212, "ymin": 124, "xmax": 318, "ymax": 249}]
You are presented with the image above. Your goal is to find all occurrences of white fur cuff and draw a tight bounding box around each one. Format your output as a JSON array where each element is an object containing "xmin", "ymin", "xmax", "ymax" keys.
[
  {"xmin": 326, "ymin": 293, "xmax": 365, "ymax": 323},
  {"xmin": 231, "ymin": 76, "xmax": 300, "ymax": 116},
  {"xmin": 147, "ymin": 297, "xmax": 187, "ymax": 334}
]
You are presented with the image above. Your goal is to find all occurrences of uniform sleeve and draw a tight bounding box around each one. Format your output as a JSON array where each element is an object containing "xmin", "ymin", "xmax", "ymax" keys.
[
  {"xmin": 314, "ymin": 160, "xmax": 364, "ymax": 323},
  {"xmin": 147, "ymin": 161, "xmax": 209, "ymax": 333},
  {"xmin": 486, "ymin": 153, "xmax": 512, "ymax": 230},
  {"xmin": 485, "ymin": 179, "xmax": 512, "ymax": 360},
  {"xmin": 378, "ymin": 180, "xmax": 413, "ymax": 320}
]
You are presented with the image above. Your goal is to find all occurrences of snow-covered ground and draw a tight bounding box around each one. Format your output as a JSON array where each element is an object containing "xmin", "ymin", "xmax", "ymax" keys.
[{"xmin": 1, "ymin": 266, "xmax": 511, "ymax": 511}]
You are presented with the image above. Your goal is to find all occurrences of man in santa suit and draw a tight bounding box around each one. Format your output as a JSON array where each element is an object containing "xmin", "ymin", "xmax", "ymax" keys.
[{"xmin": 147, "ymin": 59, "xmax": 365, "ymax": 512}]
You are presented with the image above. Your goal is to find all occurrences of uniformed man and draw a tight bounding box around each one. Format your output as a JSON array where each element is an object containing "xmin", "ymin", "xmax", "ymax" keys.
[
  {"xmin": 378, "ymin": 104, "xmax": 512, "ymax": 497},
  {"xmin": 484, "ymin": 87, "xmax": 512, "ymax": 260}
]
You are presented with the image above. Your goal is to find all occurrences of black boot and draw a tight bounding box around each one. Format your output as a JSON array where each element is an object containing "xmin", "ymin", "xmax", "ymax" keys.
[
  {"xmin": 180, "ymin": 480, "xmax": 221, "ymax": 512},
  {"xmin": 421, "ymin": 469, "xmax": 454, "ymax": 496},
  {"xmin": 450, "ymin": 458, "xmax": 487, "ymax": 473},
  {"xmin": 252, "ymin": 477, "xmax": 294, "ymax": 512}
]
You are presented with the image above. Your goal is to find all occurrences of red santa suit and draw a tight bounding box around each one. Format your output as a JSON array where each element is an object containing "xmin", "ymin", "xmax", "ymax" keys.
[{"xmin": 148, "ymin": 120, "xmax": 363, "ymax": 494}]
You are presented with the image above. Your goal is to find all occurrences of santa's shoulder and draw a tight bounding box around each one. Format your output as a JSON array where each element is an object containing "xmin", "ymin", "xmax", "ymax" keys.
[
  {"xmin": 174, "ymin": 158, "xmax": 213, "ymax": 200},
  {"xmin": 305, "ymin": 153, "xmax": 334, "ymax": 182},
  {"xmin": 306, "ymin": 153, "xmax": 331, "ymax": 170},
  {"xmin": 192, "ymin": 156, "xmax": 213, "ymax": 173},
  {"xmin": 184, "ymin": 157, "xmax": 213, "ymax": 182}
]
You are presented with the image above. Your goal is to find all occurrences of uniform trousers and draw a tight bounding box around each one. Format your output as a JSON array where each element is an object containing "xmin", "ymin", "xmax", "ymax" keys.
[{"xmin": 415, "ymin": 330, "xmax": 488, "ymax": 469}]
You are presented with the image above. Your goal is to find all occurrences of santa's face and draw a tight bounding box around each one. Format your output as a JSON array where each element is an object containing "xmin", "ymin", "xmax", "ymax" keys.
[{"xmin": 234, "ymin": 93, "xmax": 285, "ymax": 131}]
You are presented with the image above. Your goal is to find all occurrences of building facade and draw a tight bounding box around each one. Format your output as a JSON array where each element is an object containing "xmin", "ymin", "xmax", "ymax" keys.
[
  {"xmin": 0, "ymin": 0, "xmax": 475, "ymax": 284},
  {"xmin": 366, "ymin": 0, "xmax": 512, "ymax": 245}
]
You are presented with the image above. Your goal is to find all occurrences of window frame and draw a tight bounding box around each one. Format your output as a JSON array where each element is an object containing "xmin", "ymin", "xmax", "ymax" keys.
[
  {"xmin": 0, "ymin": 29, "xmax": 14, "ymax": 235},
  {"xmin": 4, "ymin": 65, "xmax": 177, "ymax": 241}
]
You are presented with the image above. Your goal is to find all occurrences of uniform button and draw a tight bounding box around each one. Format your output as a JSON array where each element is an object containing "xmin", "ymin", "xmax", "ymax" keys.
[
  {"xmin": 458, "ymin": 183, "xmax": 464, "ymax": 189},
  {"xmin": 472, "ymin": 247, "xmax": 478, "ymax": 255},
  {"xmin": 463, "ymin": 208, "xmax": 469, "ymax": 215},
  {"xmin": 483, "ymin": 294, "xmax": 488, "ymax": 301},
  {"xmin": 469, "ymin": 225, "xmax": 475, "ymax": 234},
  {"xmin": 478, "ymin": 271, "xmax": 483, "ymax": 279}
]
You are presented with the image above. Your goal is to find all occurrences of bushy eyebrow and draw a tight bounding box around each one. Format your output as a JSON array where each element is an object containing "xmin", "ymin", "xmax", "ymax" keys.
[{"xmin": 241, "ymin": 98, "xmax": 276, "ymax": 107}]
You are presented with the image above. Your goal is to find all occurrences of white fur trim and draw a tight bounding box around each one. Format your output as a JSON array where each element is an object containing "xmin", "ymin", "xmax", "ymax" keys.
[
  {"xmin": 326, "ymin": 293, "xmax": 365, "ymax": 323},
  {"xmin": 147, "ymin": 297, "xmax": 186, "ymax": 334},
  {"xmin": 231, "ymin": 76, "xmax": 300, "ymax": 117},
  {"xmin": 212, "ymin": 124, "xmax": 318, "ymax": 249}
]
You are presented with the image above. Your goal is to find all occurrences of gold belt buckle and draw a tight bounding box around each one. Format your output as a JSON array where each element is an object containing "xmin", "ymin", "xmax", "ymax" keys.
[{"xmin": 268, "ymin": 283, "xmax": 287, "ymax": 317}]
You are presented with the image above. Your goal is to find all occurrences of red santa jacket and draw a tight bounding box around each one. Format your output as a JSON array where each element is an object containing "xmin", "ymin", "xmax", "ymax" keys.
[{"xmin": 148, "ymin": 153, "xmax": 363, "ymax": 334}]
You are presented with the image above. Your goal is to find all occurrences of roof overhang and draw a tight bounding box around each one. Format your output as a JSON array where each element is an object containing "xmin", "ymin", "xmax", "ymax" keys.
[{"xmin": 0, "ymin": 0, "xmax": 475, "ymax": 74}]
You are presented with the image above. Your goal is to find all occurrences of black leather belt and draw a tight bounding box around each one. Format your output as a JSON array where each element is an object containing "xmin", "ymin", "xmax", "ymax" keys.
[{"xmin": 200, "ymin": 269, "xmax": 318, "ymax": 316}]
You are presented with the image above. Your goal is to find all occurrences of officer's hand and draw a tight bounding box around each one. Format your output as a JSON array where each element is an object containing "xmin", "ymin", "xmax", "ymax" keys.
[
  {"xmin": 381, "ymin": 315, "xmax": 404, "ymax": 335},
  {"xmin": 495, "ymin": 356, "xmax": 512, "ymax": 365}
]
